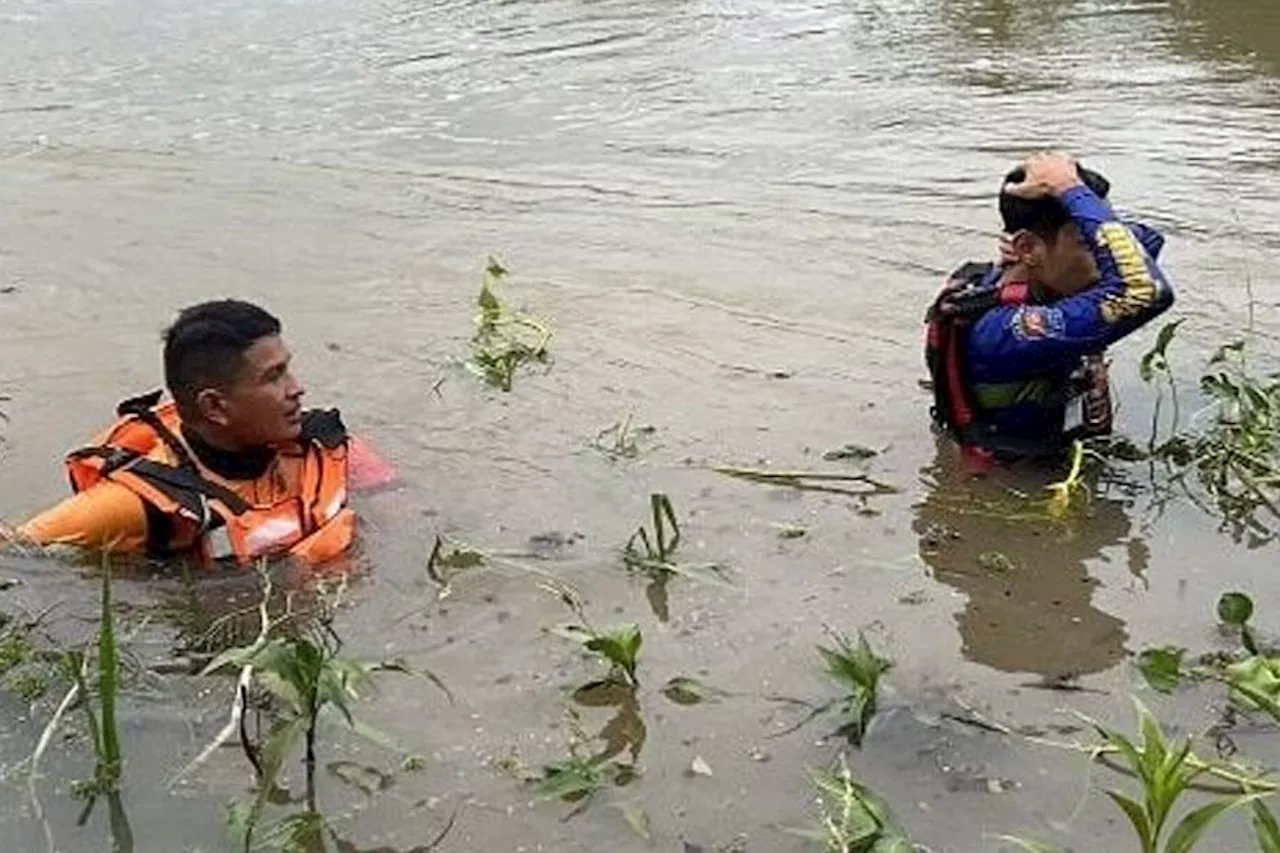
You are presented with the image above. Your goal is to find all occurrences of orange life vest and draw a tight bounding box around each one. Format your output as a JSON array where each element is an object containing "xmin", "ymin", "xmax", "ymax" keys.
[{"xmin": 65, "ymin": 391, "xmax": 355, "ymax": 566}]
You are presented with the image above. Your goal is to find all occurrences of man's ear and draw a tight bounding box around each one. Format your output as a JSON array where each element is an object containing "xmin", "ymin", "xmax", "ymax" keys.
[
  {"xmin": 195, "ymin": 388, "xmax": 231, "ymax": 427},
  {"xmin": 1009, "ymin": 230, "xmax": 1044, "ymax": 267}
]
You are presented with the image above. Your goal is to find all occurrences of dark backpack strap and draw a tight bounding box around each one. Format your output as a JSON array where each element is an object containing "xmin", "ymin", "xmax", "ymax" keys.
[
  {"xmin": 300, "ymin": 408, "xmax": 348, "ymax": 450},
  {"xmin": 115, "ymin": 390, "xmax": 200, "ymax": 473},
  {"xmin": 73, "ymin": 444, "xmax": 252, "ymax": 521},
  {"xmin": 124, "ymin": 458, "xmax": 252, "ymax": 517},
  {"xmin": 115, "ymin": 390, "xmax": 165, "ymax": 418}
]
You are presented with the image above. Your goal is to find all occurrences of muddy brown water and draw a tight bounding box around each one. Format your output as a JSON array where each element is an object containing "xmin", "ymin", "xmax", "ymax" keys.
[{"xmin": 3, "ymin": 0, "xmax": 1280, "ymax": 850}]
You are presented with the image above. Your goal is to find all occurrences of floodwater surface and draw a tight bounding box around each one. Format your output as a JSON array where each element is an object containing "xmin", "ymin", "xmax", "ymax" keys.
[{"xmin": 2, "ymin": 0, "xmax": 1280, "ymax": 851}]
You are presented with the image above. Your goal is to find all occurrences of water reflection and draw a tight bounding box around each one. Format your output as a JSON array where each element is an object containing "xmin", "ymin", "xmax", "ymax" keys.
[
  {"xmin": 912, "ymin": 440, "xmax": 1131, "ymax": 679},
  {"xmin": 939, "ymin": 0, "xmax": 1071, "ymax": 47},
  {"xmin": 571, "ymin": 679, "xmax": 647, "ymax": 765},
  {"xmin": 1168, "ymin": 0, "xmax": 1280, "ymax": 72}
]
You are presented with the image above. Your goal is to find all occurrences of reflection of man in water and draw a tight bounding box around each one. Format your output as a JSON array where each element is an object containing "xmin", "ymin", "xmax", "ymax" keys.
[{"xmin": 912, "ymin": 439, "xmax": 1130, "ymax": 679}]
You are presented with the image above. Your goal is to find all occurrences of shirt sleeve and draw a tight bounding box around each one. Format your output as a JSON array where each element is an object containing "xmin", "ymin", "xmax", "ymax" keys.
[
  {"xmin": 968, "ymin": 186, "xmax": 1175, "ymax": 382},
  {"xmin": 17, "ymin": 482, "xmax": 150, "ymax": 553}
]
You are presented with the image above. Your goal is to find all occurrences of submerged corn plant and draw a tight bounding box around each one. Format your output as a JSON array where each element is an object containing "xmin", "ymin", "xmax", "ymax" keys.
[
  {"xmin": 625, "ymin": 493, "xmax": 680, "ymax": 567},
  {"xmin": 26, "ymin": 562, "xmax": 124, "ymax": 801},
  {"xmin": 1044, "ymin": 440, "xmax": 1105, "ymax": 520},
  {"xmin": 783, "ymin": 754, "xmax": 912, "ymax": 853},
  {"xmin": 73, "ymin": 564, "xmax": 122, "ymax": 797},
  {"xmin": 775, "ymin": 632, "xmax": 892, "ymax": 747},
  {"xmin": 819, "ymin": 632, "xmax": 891, "ymax": 748},
  {"xmin": 592, "ymin": 414, "xmax": 657, "ymax": 461},
  {"xmin": 182, "ymin": 567, "xmax": 448, "ymax": 853},
  {"xmin": 467, "ymin": 256, "xmax": 551, "ymax": 392},
  {"xmin": 622, "ymin": 493, "xmax": 733, "ymax": 621},
  {"xmin": 552, "ymin": 621, "xmax": 643, "ymax": 688},
  {"xmin": 1003, "ymin": 700, "xmax": 1270, "ymax": 853},
  {"xmin": 531, "ymin": 706, "xmax": 638, "ymax": 824}
]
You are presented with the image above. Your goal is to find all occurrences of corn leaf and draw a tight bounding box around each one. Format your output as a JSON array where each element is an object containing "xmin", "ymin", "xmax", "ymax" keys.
[
  {"xmin": 1104, "ymin": 790, "xmax": 1153, "ymax": 853},
  {"xmin": 1164, "ymin": 794, "xmax": 1260, "ymax": 853},
  {"xmin": 1253, "ymin": 800, "xmax": 1280, "ymax": 853}
]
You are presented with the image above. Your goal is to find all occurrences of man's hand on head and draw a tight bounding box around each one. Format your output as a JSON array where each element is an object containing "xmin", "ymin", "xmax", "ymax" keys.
[{"xmin": 1003, "ymin": 151, "xmax": 1085, "ymax": 199}]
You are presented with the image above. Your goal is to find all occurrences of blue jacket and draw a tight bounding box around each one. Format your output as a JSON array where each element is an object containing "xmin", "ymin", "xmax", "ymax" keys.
[{"xmin": 964, "ymin": 187, "xmax": 1175, "ymax": 447}]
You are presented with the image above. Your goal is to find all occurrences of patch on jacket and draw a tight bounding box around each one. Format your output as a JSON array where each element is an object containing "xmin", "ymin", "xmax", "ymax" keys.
[{"xmin": 1011, "ymin": 306, "xmax": 1064, "ymax": 340}]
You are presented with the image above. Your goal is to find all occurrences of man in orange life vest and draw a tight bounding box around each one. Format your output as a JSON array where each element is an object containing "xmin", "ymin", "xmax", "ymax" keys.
[
  {"xmin": 925, "ymin": 151, "xmax": 1175, "ymax": 463},
  {"xmin": 12, "ymin": 300, "xmax": 388, "ymax": 566}
]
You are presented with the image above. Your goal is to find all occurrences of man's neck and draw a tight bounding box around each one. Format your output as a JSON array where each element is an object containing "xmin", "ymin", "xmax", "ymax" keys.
[
  {"xmin": 180, "ymin": 423, "xmax": 275, "ymax": 481},
  {"xmin": 999, "ymin": 263, "xmax": 1035, "ymax": 286}
]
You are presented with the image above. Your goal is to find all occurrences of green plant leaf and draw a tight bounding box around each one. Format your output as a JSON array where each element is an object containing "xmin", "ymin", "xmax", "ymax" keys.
[
  {"xmin": 1208, "ymin": 339, "xmax": 1245, "ymax": 365},
  {"xmin": 1243, "ymin": 624, "xmax": 1262, "ymax": 656},
  {"xmin": 617, "ymin": 801, "xmax": 652, "ymax": 843},
  {"xmin": 97, "ymin": 563, "xmax": 122, "ymax": 786},
  {"xmin": 1137, "ymin": 646, "xmax": 1186, "ymax": 694},
  {"xmin": 1165, "ymin": 795, "xmax": 1260, "ymax": 853},
  {"xmin": 660, "ymin": 676, "xmax": 729, "ymax": 706},
  {"xmin": 245, "ymin": 716, "xmax": 308, "ymax": 853},
  {"xmin": 822, "ymin": 443, "xmax": 880, "ymax": 462},
  {"xmin": 996, "ymin": 836, "xmax": 1068, "ymax": 853},
  {"xmin": 1253, "ymin": 800, "xmax": 1280, "ymax": 853},
  {"xmin": 1134, "ymin": 698, "xmax": 1170, "ymax": 781},
  {"xmin": 1154, "ymin": 320, "xmax": 1183, "ymax": 357},
  {"xmin": 654, "ymin": 560, "xmax": 736, "ymax": 589},
  {"xmin": 1104, "ymin": 790, "xmax": 1154, "ymax": 853},
  {"xmin": 584, "ymin": 624, "xmax": 642, "ymax": 683},
  {"xmin": 370, "ymin": 657, "xmax": 455, "ymax": 704},
  {"xmin": 257, "ymin": 811, "xmax": 326, "ymax": 852},
  {"xmin": 1226, "ymin": 664, "xmax": 1280, "ymax": 723},
  {"xmin": 478, "ymin": 281, "xmax": 501, "ymax": 316},
  {"xmin": 318, "ymin": 704, "xmax": 407, "ymax": 755},
  {"xmin": 550, "ymin": 624, "xmax": 596, "ymax": 645},
  {"xmin": 535, "ymin": 760, "xmax": 605, "ymax": 802},
  {"xmin": 1217, "ymin": 592, "xmax": 1255, "ymax": 626},
  {"xmin": 778, "ymin": 825, "xmax": 830, "ymax": 844},
  {"xmin": 485, "ymin": 255, "xmax": 508, "ymax": 279}
]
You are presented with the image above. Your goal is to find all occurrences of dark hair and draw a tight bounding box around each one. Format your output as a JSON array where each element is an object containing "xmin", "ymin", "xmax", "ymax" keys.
[
  {"xmin": 999, "ymin": 164, "xmax": 1110, "ymax": 238},
  {"xmin": 163, "ymin": 300, "xmax": 282, "ymax": 414}
]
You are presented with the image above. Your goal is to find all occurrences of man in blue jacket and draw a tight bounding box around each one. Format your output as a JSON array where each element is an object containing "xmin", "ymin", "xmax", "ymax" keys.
[{"xmin": 925, "ymin": 151, "xmax": 1175, "ymax": 464}]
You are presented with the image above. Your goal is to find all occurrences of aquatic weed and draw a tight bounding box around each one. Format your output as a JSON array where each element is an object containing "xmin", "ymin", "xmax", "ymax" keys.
[
  {"xmin": 1136, "ymin": 591, "xmax": 1280, "ymax": 723},
  {"xmin": 1138, "ymin": 335, "xmax": 1280, "ymax": 539},
  {"xmin": 467, "ymin": 256, "xmax": 551, "ymax": 392},
  {"xmin": 1140, "ymin": 319, "xmax": 1185, "ymax": 451},
  {"xmin": 713, "ymin": 466, "xmax": 898, "ymax": 499}
]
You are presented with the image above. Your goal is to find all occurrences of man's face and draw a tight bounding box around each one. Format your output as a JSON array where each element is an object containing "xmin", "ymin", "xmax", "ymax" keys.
[
  {"xmin": 1037, "ymin": 222, "xmax": 1099, "ymax": 297},
  {"xmin": 211, "ymin": 335, "xmax": 306, "ymax": 446}
]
